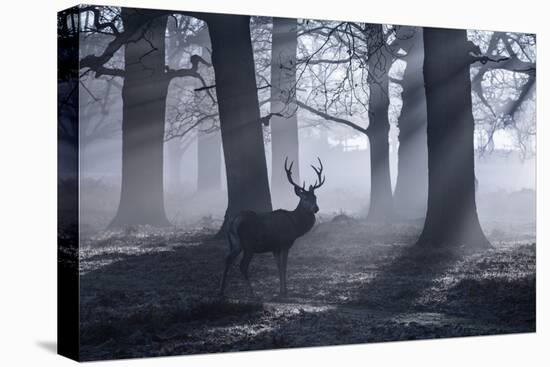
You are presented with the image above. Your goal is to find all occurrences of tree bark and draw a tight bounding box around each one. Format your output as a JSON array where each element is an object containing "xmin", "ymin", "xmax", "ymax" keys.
[
  {"xmin": 366, "ymin": 25, "xmax": 394, "ymax": 222},
  {"xmin": 207, "ymin": 15, "xmax": 273, "ymax": 235},
  {"xmin": 270, "ymin": 17, "xmax": 300, "ymax": 209},
  {"xmin": 197, "ymin": 129, "xmax": 222, "ymax": 192},
  {"xmin": 393, "ymin": 28, "xmax": 429, "ymax": 219},
  {"xmin": 109, "ymin": 9, "xmax": 171, "ymax": 227},
  {"xmin": 417, "ymin": 27, "xmax": 490, "ymax": 249}
]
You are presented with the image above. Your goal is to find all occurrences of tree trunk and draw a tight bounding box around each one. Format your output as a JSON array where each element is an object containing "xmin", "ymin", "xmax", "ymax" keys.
[
  {"xmin": 167, "ymin": 139, "xmax": 184, "ymax": 194},
  {"xmin": 270, "ymin": 17, "xmax": 300, "ymax": 208},
  {"xmin": 417, "ymin": 27, "xmax": 490, "ymax": 249},
  {"xmin": 393, "ymin": 28, "xmax": 429, "ymax": 219},
  {"xmin": 197, "ymin": 130, "xmax": 222, "ymax": 192},
  {"xmin": 110, "ymin": 9, "xmax": 170, "ymax": 227},
  {"xmin": 366, "ymin": 25, "xmax": 394, "ymax": 221},
  {"xmin": 207, "ymin": 15, "xmax": 273, "ymax": 235}
]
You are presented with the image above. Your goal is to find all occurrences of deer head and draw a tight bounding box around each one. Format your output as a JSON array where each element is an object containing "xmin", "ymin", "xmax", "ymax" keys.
[{"xmin": 284, "ymin": 157, "xmax": 326, "ymax": 214}]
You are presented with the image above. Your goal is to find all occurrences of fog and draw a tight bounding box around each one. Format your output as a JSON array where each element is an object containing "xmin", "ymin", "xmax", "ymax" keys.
[
  {"xmin": 72, "ymin": 17, "xmax": 535, "ymax": 235},
  {"xmin": 79, "ymin": 116, "xmax": 535, "ymax": 233},
  {"xmin": 58, "ymin": 7, "xmax": 536, "ymax": 360}
]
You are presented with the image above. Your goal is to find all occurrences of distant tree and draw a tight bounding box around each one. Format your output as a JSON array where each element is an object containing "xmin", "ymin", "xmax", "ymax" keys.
[
  {"xmin": 365, "ymin": 24, "xmax": 394, "ymax": 221},
  {"xmin": 163, "ymin": 20, "xmax": 222, "ymax": 194},
  {"xmin": 270, "ymin": 17, "xmax": 300, "ymax": 208},
  {"xmin": 196, "ymin": 130, "xmax": 222, "ymax": 192},
  {"xmin": 164, "ymin": 13, "xmax": 274, "ymax": 234},
  {"xmin": 294, "ymin": 21, "xmax": 401, "ymax": 221},
  {"xmin": 469, "ymin": 31, "xmax": 536, "ymax": 158},
  {"xmin": 79, "ymin": 7, "xmax": 209, "ymax": 227},
  {"xmin": 78, "ymin": 78, "xmax": 122, "ymax": 150},
  {"xmin": 392, "ymin": 27, "xmax": 429, "ymax": 219}
]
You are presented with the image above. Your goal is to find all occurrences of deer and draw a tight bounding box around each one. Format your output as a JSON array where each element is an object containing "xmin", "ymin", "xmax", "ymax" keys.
[{"xmin": 219, "ymin": 157, "xmax": 326, "ymax": 298}]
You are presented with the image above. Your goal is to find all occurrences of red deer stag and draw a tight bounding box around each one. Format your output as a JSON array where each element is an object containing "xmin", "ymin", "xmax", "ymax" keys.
[{"xmin": 219, "ymin": 157, "xmax": 326, "ymax": 298}]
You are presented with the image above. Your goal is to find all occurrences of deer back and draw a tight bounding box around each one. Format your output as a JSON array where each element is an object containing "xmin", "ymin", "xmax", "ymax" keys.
[{"xmin": 236, "ymin": 209, "xmax": 315, "ymax": 253}]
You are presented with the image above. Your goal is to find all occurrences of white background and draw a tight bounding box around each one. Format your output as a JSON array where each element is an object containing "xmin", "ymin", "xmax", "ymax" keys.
[{"xmin": 0, "ymin": 0, "xmax": 547, "ymax": 365}]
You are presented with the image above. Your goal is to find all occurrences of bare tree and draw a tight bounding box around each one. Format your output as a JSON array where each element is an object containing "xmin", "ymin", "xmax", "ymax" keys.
[
  {"xmin": 79, "ymin": 7, "xmax": 209, "ymax": 227},
  {"xmin": 162, "ymin": 13, "xmax": 275, "ymax": 234},
  {"xmin": 470, "ymin": 31, "xmax": 536, "ymax": 158},
  {"xmin": 294, "ymin": 21, "xmax": 401, "ymax": 221}
]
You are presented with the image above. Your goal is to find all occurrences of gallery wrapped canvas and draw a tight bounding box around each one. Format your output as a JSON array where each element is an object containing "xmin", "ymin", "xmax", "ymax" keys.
[{"xmin": 58, "ymin": 4, "xmax": 536, "ymax": 362}]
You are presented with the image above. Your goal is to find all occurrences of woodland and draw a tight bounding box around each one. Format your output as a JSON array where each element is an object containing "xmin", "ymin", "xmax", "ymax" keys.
[{"xmin": 57, "ymin": 6, "xmax": 536, "ymax": 360}]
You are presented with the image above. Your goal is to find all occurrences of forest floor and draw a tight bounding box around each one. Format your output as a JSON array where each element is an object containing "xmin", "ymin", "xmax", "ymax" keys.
[{"xmin": 77, "ymin": 216, "xmax": 536, "ymax": 361}]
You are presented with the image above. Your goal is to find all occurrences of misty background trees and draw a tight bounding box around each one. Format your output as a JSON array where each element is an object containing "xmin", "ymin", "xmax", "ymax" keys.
[
  {"xmin": 59, "ymin": 6, "xmax": 537, "ymax": 358},
  {"xmin": 72, "ymin": 6, "xmax": 536, "ymax": 249}
]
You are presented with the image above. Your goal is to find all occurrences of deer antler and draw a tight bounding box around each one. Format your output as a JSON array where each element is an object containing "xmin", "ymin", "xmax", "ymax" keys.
[
  {"xmin": 310, "ymin": 157, "xmax": 326, "ymax": 191},
  {"xmin": 284, "ymin": 157, "xmax": 305, "ymax": 191}
]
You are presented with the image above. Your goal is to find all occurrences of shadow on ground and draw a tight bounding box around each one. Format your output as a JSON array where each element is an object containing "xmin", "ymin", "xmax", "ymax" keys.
[{"xmin": 77, "ymin": 219, "xmax": 535, "ymax": 360}]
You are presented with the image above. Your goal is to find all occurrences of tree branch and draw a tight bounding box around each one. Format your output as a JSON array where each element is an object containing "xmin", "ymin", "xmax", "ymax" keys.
[
  {"xmin": 80, "ymin": 6, "xmax": 120, "ymax": 35},
  {"xmin": 259, "ymin": 112, "xmax": 284, "ymax": 126},
  {"xmin": 296, "ymin": 100, "xmax": 367, "ymax": 134}
]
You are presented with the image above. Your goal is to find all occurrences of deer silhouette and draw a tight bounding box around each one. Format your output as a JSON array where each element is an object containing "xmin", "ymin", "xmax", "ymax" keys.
[{"xmin": 219, "ymin": 157, "xmax": 326, "ymax": 298}]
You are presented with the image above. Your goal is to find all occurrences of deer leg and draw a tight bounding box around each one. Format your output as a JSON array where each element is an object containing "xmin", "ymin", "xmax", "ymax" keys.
[
  {"xmin": 219, "ymin": 247, "xmax": 241, "ymax": 296},
  {"xmin": 240, "ymin": 251, "xmax": 255, "ymax": 296},
  {"xmin": 280, "ymin": 249, "xmax": 289, "ymax": 297}
]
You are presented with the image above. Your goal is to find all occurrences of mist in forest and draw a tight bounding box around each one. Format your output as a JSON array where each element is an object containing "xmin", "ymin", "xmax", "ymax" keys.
[
  {"xmin": 74, "ymin": 14, "xmax": 536, "ymax": 234},
  {"xmin": 58, "ymin": 6, "xmax": 536, "ymax": 361},
  {"xmin": 79, "ymin": 122, "xmax": 535, "ymax": 232}
]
